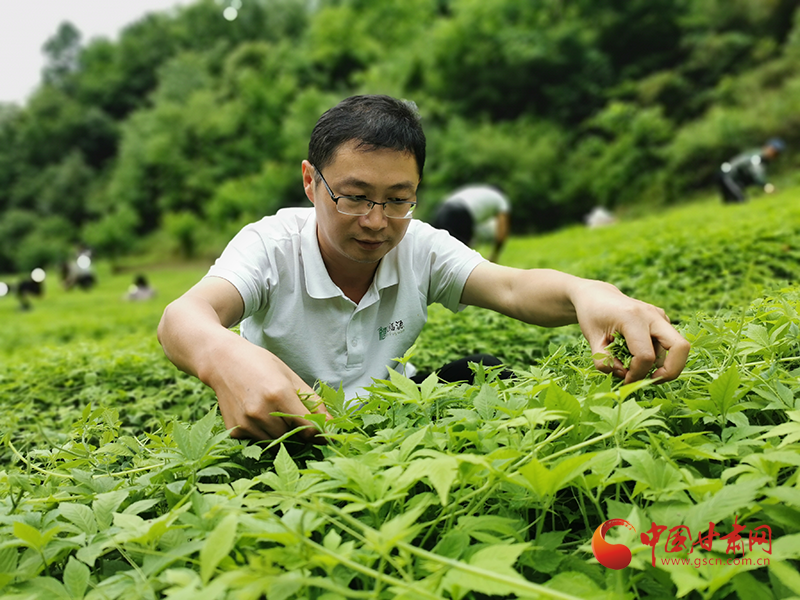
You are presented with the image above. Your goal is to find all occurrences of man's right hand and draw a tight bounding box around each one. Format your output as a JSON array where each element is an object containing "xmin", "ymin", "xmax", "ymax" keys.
[
  {"xmin": 203, "ymin": 337, "xmax": 330, "ymax": 441},
  {"xmin": 158, "ymin": 277, "xmax": 331, "ymax": 442}
]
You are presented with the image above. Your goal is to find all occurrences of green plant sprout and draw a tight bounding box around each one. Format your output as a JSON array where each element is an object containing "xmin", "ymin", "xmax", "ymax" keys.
[{"xmin": 605, "ymin": 331, "xmax": 634, "ymax": 369}]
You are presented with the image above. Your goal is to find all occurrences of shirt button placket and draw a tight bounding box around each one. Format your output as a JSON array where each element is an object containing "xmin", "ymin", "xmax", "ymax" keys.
[{"xmin": 346, "ymin": 314, "xmax": 363, "ymax": 367}]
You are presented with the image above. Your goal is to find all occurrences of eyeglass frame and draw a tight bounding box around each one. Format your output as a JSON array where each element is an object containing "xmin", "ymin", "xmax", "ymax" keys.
[{"xmin": 312, "ymin": 164, "xmax": 418, "ymax": 219}]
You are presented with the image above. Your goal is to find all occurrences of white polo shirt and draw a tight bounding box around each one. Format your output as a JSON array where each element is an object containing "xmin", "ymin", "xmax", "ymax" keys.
[{"xmin": 205, "ymin": 207, "xmax": 486, "ymax": 402}]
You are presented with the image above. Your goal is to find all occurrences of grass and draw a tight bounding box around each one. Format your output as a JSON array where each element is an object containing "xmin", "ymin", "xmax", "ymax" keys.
[{"xmin": 0, "ymin": 262, "xmax": 207, "ymax": 359}]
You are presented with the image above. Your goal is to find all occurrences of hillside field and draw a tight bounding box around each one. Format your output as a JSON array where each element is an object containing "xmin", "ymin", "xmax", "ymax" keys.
[{"xmin": 1, "ymin": 192, "xmax": 800, "ymax": 599}]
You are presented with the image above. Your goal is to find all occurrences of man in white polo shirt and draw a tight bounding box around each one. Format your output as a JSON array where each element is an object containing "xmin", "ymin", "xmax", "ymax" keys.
[
  {"xmin": 432, "ymin": 185, "xmax": 511, "ymax": 263},
  {"xmin": 158, "ymin": 95, "xmax": 690, "ymax": 442}
]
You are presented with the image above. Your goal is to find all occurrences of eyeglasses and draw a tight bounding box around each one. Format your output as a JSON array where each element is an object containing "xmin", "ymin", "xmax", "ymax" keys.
[{"xmin": 313, "ymin": 165, "xmax": 417, "ymax": 219}]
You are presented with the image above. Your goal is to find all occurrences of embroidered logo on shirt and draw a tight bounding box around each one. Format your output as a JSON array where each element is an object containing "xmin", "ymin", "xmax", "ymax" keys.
[{"xmin": 378, "ymin": 320, "xmax": 404, "ymax": 340}]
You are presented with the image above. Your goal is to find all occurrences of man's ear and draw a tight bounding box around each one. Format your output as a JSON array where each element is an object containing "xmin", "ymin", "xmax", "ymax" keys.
[{"xmin": 302, "ymin": 160, "xmax": 316, "ymax": 204}]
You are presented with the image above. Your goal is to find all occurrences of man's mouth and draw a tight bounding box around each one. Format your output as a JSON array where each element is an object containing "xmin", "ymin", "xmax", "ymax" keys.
[{"xmin": 356, "ymin": 239, "xmax": 385, "ymax": 250}]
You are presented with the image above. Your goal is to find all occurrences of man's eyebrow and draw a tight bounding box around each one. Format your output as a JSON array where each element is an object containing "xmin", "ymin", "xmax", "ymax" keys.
[{"xmin": 336, "ymin": 176, "xmax": 418, "ymax": 193}]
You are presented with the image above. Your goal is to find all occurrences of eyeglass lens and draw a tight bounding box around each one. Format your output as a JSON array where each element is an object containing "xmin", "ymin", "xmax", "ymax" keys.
[{"xmin": 337, "ymin": 197, "xmax": 414, "ymax": 218}]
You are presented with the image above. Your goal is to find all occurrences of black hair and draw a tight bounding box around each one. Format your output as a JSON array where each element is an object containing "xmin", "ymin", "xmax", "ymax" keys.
[{"xmin": 308, "ymin": 94, "xmax": 426, "ymax": 179}]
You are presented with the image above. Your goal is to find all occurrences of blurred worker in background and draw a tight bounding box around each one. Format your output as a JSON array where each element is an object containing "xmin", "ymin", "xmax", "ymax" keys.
[
  {"xmin": 584, "ymin": 206, "xmax": 617, "ymax": 228},
  {"xmin": 16, "ymin": 268, "xmax": 46, "ymax": 311},
  {"xmin": 719, "ymin": 138, "xmax": 785, "ymax": 204},
  {"xmin": 432, "ymin": 185, "xmax": 510, "ymax": 263},
  {"xmin": 125, "ymin": 274, "xmax": 157, "ymax": 301},
  {"xmin": 62, "ymin": 244, "xmax": 96, "ymax": 290}
]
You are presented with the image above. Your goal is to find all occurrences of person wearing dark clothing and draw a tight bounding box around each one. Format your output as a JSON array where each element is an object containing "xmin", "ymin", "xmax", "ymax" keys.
[
  {"xmin": 719, "ymin": 138, "xmax": 785, "ymax": 203},
  {"xmin": 17, "ymin": 269, "xmax": 45, "ymax": 311},
  {"xmin": 410, "ymin": 353, "xmax": 514, "ymax": 384}
]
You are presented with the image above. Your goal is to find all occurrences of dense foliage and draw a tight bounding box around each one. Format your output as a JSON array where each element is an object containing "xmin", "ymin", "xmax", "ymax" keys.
[
  {"xmin": 2, "ymin": 0, "xmax": 800, "ymax": 272},
  {"xmin": 2, "ymin": 192, "xmax": 800, "ymax": 598}
]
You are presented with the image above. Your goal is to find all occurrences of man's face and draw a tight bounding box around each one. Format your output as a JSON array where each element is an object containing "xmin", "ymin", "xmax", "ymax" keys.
[
  {"xmin": 303, "ymin": 140, "xmax": 420, "ymax": 273},
  {"xmin": 763, "ymin": 145, "xmax": 779, "ymax": 160}
]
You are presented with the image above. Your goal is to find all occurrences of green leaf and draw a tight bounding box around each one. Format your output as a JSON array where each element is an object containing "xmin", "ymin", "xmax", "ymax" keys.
[
  {"xmin": 122, "ymin": 498, "xmax": 160, "ymax": 516},
  {"xmin": 274, "ymin": 444, "xmax": 300, "ymax": 492},
  {"xmin": 442, "ymin": 543, "xmax": 531, "ymax": 597},
  {"xmin": 76, "ymin": 536, "xmax": 115, "ymax": 568},
  {"xmin": 266, "ymin": 573, "xmax": 304, "ymax": 600},
  {"xmin": 684, "ymin": 477, "xmax": 768, "ymax": 535},
  {"xmin": 731, "ymin": 571, "xmax": 776, "ymax": 600},
  {"xmin": 518, "ymin": 454, "xmax": 595, "ymax": 498},
  {"xmin": 59, "ymin": 503, "xmax": 98, "ymax": 535},
  {"xmin": 421, "ymin": 455, "xmax": 458, "ymax": 506},
  {"xmin": 772, "ymin": 532, "xmax": 800, "ymax": 560},
  {"xmin": 172, "ymin": 421, "xmax": 192, "ymax": 458},
  {"xmin": 93, "ymin": 490, "xmax": 128, "ymax": 530},
  {"xmin": 744, "ymin": 323, "xmax": 771, "ymax": 350},
  {"xmin": 24, "ymin": 576, "xmax": 70, "ymax": 599},
  {"xmin": 62, "ymin": 556, "xmax": 90, "ymax": 598},
  {"xmin": 398, "ymin": 425, "xmax": 428, "ymax": 462},
  {"xmin": 473, "ymin": 384, "xmax": 497, "ymax": 420},
  {"xmin": 618, "ymin": 449, "xmax": 684, "ymax": 498},
  {"xmin": 457, "ymin": 515, "xmax": 524, "ymax": 543},
  {"xmin": 388, "ymin": 368, "xmax": 421, "ymax": 401},
  {"xmin": 0, "ymin": 547, "xmax": 18, "ymax": 574},
  {"xmin": 544, "ymin": 572, "xmax": 607, "ymax": 599},
  {"xmin": 617, "ymin": 377, "xmax": 658, "ymax": 401},
  {"xmin": 433, "ymin": 530, "xmax": 470, "ymax": 559},
  {"xmin": 769, "ymin": 561, "xmax": 800, "ymax": 595},
  {"xmin": 189, "ymin": 409, "xmax": 218, "ymax": 459},
  {"xmin": 527, "ymin": 530, "xmax": 567, "ymax": 574},
  {"xmin": 708, "ymin": 366, "xmax": 741, "ymax": 417},
  {"xmin": 764, "ymin": 487, "xmax": 800, "ymax": 509},
  {"xmin": 362, "ymin": 413, "xmax": 388, "ymax": 427},
  {"xmin": 375, "ymin": 501, "xmax": 431, "ymax": 551},
  {"xmin": 543, "ymin": 384, "xmax": 581, "ymax": 425},
  {"xmin": 419, "ymin": 372, "xmax": 439, "ymax": 400},
  {"xmin": 200, "ymin": 513, "xmax": 238, "ymax": 584},
  {"xmin": 241, "ymin": 443, "xmax": 263, "ymax": 459},
  {"xmin": 335, "ymin": 457, "xmax": 378, "ymax": 501},
  {"xmin": 322, "ymin": 529, "xmax": 342, "ymax": 551},
  {"xmin": 13, "ymin": 521, "xmax": 58, "ymax": 551},
  {"xmin": 470, "ymin": 542, "xmax": 528, "ymax": 574},
  {"xmin": 747, "ymin": 450, "xmax": 800, "ymax": 467}
]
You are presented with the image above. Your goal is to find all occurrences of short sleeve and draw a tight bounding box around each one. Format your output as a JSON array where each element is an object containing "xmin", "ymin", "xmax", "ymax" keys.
[
  {"xmin": 414, "ymin": 221, "xmax": 486, "ymax": 312},
  {"xmin": 497, "ymin": 192, "xmax": 511, "ymax": 213},
  {"xmin": 205, "ymin": 224, "xmax": 274, "ymax": 320}
]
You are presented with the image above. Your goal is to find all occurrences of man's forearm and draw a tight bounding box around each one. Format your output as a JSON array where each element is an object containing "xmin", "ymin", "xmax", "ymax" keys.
[
  {"xmin": 505, "ymin": 268, "xmax": 600, "ymax": 327},
  {"xmin": 463, "ymin": 264, "xmax": 591, "ymax": 327},
  {"xmin": 157, "ymin": 296, "xmax": 240, "ymax": 384}
]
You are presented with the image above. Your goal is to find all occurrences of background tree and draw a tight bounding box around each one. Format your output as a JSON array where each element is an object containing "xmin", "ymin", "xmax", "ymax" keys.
[{"xmin": 1, "ymin": 0, "xmax": 799, "ymax": 273}]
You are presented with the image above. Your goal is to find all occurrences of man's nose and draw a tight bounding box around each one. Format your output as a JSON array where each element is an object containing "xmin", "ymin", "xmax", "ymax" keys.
[{"xmin": 359, "ymin": 203, "xmax": 388, "ymax": 229}]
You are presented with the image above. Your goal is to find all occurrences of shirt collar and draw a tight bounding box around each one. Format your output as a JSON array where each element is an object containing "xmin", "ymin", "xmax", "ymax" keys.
[
  {"xmin": 373, "ymin": 245, "xmax": 399, "ymax": 291},
  {"xmin": 299, "ymin": 209, "xmax": 401, "ymax": 300},
  {"xmin": 300, "ymin": 210, "xmax": 341, "ymax": 300}
]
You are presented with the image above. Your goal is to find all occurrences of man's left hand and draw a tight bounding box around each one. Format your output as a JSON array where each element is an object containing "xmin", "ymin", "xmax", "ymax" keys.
[{"xmin": 574, "ymin": 281, "xmax": 690, "ymax": 383}]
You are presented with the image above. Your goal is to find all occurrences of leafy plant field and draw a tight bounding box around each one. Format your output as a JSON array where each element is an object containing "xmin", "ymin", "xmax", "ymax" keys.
[{"xmin": 2, "ymin": 193, "xmax": 800, "ymax": 599}]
